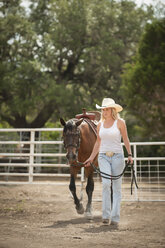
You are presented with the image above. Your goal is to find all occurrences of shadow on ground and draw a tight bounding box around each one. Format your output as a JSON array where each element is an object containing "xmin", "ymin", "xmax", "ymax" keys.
[{"xmin": 43, "ymin": 215, "xmax": 121, "ymax": 233}]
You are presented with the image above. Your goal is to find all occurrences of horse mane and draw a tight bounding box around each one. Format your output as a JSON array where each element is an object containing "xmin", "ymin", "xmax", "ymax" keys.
[
  {"xmin": 64, "ymin": 119, "xmax": 76, "ymax": 132},
  {"xmin": 63, "ymin": 111, "xmax": 100, "ymax": 136}
]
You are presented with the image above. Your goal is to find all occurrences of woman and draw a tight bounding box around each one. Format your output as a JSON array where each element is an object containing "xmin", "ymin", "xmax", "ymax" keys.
[{"xmin": 85, "ymin": 98, "xmax": 133, "ymax": 226}]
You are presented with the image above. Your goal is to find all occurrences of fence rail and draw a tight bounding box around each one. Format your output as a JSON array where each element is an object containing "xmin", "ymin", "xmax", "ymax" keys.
[{"xmin": 0, "ymin": 128, "xmax": 165, "ymax": 201}]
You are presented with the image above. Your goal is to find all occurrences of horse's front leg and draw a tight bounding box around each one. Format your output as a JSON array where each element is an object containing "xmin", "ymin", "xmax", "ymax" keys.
[
  {"xmin": 69, "ymin": 174, "xmax": 84, "ymax": 214},
  {"xmin": 85, "ymin": 173, "xmax": 94, "ymax": 219}
]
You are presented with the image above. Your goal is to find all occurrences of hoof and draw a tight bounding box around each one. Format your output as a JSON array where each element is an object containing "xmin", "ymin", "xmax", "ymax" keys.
[
  {"xmin": 76, "ymin": 203, "xmax": 84, "ymax": 214},
  {"xmin": 84, "ymin": 210, "xmax": 93, "ymax": 220}
]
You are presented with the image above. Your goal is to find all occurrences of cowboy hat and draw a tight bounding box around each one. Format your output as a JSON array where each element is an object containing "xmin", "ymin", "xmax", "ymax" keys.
[{"xmin": 96, "ymin": 98, "xmax": 123, "ymax": 112}]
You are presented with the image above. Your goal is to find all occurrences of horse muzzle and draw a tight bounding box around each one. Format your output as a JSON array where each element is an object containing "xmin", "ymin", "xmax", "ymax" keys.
[{"xmin": 66, "ymin": 152, "xmax": 77, "ymax": 164}]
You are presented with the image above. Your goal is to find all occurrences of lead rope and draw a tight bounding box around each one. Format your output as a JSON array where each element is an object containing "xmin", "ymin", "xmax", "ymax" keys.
[
  {"xmin": 131, "ymin": 164, "xmax": 139, "ymax": 195},
  {"xmin": 71, "ymin": 161, "xmax": 138, "ymax": 195},
  {"xmin": 90, "ymin": 161, "xmax": 138, "ymax": 195}
]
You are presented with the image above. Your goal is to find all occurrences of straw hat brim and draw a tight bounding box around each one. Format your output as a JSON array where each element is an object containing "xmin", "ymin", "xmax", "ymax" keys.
[{"xmin": 96, "ymin": 103, "xmax": 123, "ymax": 112}]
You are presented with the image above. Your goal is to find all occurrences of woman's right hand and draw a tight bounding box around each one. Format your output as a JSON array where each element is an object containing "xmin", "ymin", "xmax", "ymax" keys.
[{"xmin": 84, "ymin": 157, "xmax": 93, "ymax": 167}]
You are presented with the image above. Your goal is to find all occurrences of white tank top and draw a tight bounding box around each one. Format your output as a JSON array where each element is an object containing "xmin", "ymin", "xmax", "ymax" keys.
[{"xmin": 99, "ymin": 119, "xmax": 123, "ymax": 154}]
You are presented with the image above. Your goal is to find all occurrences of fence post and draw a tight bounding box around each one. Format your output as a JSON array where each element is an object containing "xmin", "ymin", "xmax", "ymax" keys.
[
  {"xmin": 29, "ymin": 131, "xmax": 35, "ymax": 184},
  {"xmin": 133, "ymin": 144, "xmax": 138, "ymax": 200},
  {"xmin": 35, "ymin": 131, "xmax": 41, "ymax": 173},
  {"xmin": 80, "ymin": 167, "xmax": 85, "ymax": 201},
  {"xmin": 58, "ymin": 142, "xmax": 62, "ymax": 174}
]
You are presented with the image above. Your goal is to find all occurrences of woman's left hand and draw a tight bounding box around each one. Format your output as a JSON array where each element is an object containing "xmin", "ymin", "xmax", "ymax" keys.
[{"xmin": 127, "ymin": 155, "xmax": 133, "ymax": 165}]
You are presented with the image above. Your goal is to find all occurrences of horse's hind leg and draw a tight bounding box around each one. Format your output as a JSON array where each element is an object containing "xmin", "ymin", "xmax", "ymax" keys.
[
  {"xmin": 69, "ymin": 174, "xmax": 84, "ymax": 214},
  {"xmin": 85, "ymin": 174, "xmax": 94, "ymax": 219}
]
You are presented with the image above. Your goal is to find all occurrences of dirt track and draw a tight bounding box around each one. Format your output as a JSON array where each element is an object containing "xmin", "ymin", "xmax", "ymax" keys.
[{"xmin": 0, "ymin": 183, "xmax": 165, "ymax": 248}]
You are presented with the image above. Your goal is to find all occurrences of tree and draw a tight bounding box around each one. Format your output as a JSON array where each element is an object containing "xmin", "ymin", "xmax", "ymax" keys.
[
  {"xmin": 121, "ymin": 18, "xmax": 165, "ymax": 141},
  {"xmin": 0, "ymin": 0, "xmax": 154, "ymax": 128},
  {"xmin": 0, "ymin": 0, "xmax": 71, "ymax": 128}
]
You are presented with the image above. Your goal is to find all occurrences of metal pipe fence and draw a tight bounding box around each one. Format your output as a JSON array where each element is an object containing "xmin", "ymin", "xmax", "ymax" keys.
[{"xmin": 0, "ymin": 128, "xmax": 165, "ymax": 201}]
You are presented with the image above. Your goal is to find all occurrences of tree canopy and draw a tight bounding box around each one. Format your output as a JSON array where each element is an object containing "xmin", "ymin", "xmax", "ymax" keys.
[
  {"xmin": 121, "ymin": 18, "xmax": 165, "ymax": 141},
  {"xmin": 0, "ymin": 0, "xmax": 154, "ymax": 128}
]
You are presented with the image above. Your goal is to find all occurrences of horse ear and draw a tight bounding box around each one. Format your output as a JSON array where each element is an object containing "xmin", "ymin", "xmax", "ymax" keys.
[
  {"xmin": 75, "ymin": 118, "xmax": 83, "ymax": 127},
  {"xmin": 60, "ymin": 118, "xmax": 66, "ymax": 126}
]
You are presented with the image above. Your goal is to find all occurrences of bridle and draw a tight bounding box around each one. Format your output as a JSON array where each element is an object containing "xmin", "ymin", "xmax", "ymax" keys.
[{"xmin": 63, "ymin": 128, "xmax": 81, "ymax": 153}]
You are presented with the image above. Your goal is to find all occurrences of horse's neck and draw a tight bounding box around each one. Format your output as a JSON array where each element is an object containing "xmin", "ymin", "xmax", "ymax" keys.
[
  {"xmin": 83, "ymin": 118, "xmax": 97, "ymax": 137},
  {"xmin": 78, "ymin": 119, "xmax": 97, "ymax": 157}
]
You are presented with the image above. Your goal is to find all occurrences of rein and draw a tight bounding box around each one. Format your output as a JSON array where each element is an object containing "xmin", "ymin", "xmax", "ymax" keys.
[
  {"xmin": 83, "ymin": 118, "xmax": 97, "ymax": 137},
  {"xmin": 90, "ymin": 161, "xmax": 138, "ymax": 195},
  {"xmin": 71, "ymin": 161, "xmax": 138, "ymax": 195}
]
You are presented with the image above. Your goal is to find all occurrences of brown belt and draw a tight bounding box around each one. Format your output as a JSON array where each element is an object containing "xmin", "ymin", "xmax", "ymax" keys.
[{"xmin": 99, "ymin": 151, "xmax": 115, "ymax": 157}]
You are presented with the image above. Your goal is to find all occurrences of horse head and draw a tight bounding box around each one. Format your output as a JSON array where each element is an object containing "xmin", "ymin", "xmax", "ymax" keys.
[{"xmin": 60, "ymin": 118, "xmax": 83, "ymax": 164}]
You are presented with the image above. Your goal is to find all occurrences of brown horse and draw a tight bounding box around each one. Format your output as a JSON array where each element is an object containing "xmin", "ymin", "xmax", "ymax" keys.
[{"xmin": 60, "ymin": 117, "xmax": 98, "ymax": 219}]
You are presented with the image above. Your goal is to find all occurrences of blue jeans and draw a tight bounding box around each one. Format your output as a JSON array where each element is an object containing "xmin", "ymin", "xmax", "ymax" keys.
[{"xmin": 98, "ymin": 153, "xmax": 124, "ymax": 222}]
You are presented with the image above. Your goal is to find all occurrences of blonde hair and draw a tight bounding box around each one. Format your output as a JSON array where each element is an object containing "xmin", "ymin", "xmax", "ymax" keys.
[{"xmin": 101, "ymin": 108, "xmax": 120, "ymax": 122}]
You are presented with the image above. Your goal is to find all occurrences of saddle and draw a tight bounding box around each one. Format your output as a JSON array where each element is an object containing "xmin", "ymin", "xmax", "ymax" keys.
[{"xmin": 75, "ymin": 109, "xmax": 101, "ymax": 137}]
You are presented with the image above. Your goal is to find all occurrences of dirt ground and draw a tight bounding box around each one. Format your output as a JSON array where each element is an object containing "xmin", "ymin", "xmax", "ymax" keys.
[{"xmin": 0, "ymin": 182, "xmax": 165, "ymax": 248}]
